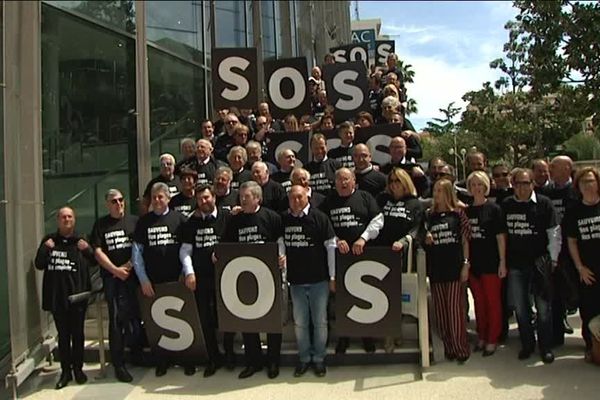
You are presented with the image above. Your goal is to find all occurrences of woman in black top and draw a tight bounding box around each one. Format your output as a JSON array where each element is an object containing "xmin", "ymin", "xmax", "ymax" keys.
[
  {"xmin": 564, "ymin": 167, "xmax": 600, "ymax": 362},
  {"xmin": 421, "ymin": 178, "xmax": 471, "ymax": 363},
  {"xmin": 377, "ymin": 168, "xmax": 423, "ymax": 352},
  {"xmin": 466, "ymin": 171, "xmax": 507, "ymax": 356}
]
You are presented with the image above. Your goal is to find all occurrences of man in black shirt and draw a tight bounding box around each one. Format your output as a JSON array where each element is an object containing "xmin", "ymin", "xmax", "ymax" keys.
[
  {"xmin": 227, "ymin": 146, "xmax": 252, "ymax": 190},
  {"xmin": 169, "ymin": 168, "xmax": 198, "ymax": 216},
  {"xmin": 90, "ymin": 189, "xmax": 141, "ymax": 383},
  {"xmin": 501, "ymin": 168, "xmax": 560, "ymax": 364},
  {"xmin": 290, "ymin": 167, "xmax": 326, "ymax": 208},
  {"xmin": 272, "ymin": 148, "xmax": 296, "ymax": 192},
  {"xmin": 215, "ymin": 113, "xmax": 240, "ymax": 162},
  {"xmin": 306, "ymin": 133, "xmax": 342, "ymax": 195},
  {"xmin": 177, "ymin": 139, "xmax": 224, "ymax": 185},
  {"xmin": 180, "ymin": 185, "xmax": 229, "ymax": 377},
  {"xmin": 532, "ymin": 159, "xmax": 550, "ymax": 191},
  {"xmin": 132, "ymin": 182, "xmax": 192, "ymax": 376},
  {"xmin": 489, "ymin": 163, "xmax": 513, "ymax": 204},
  {"xmin": 327, "ymin": 121, "xmax": 355, "ymax": 169},
  {"xmin": 284, "ymin": 185, "xmax": 336, "ymax": 378},
  {"xmin": 142, "ymin": 154, "xmax": 181, "ymax": 213},
  {"xmin": 214, "ymin": 166, "xmax": 239, "ymax": 212},
  {"xmin": 251, "ymin": 161, "xmax": 287, "ymax": 212},
  {"xmin": 380, "ymin": 137, "xmax": 427, "ymax": 195},
  {"xmin": 353, "ymin": 143, "xmax": 386, "ymax": 197},
  {"xmin": 221, "ymin": 181, "xmax": 284, "ymax": 379}
]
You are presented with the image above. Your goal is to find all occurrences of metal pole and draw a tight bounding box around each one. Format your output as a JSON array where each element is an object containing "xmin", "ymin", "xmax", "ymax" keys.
[{"xmin": 135, "ymin": 1, "xmax": 152, "ymax": 196}]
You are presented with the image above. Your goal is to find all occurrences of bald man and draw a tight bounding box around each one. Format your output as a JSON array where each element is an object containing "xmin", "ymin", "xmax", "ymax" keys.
[{"xmin": 353, "ymin": 144, "xmax": 386, "ymax": 196}]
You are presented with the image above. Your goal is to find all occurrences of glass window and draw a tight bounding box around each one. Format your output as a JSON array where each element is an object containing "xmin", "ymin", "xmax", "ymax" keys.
[
  {"xmin": 44, "ymin": 0, "xmax": 136, "ymax": 34},
  {"xmin": 261, "ymin": 0, "xmax": 276, "ymax": 60},
  {"xmin": 41, "ymin": 4, "xmax": 137, "ymax": 233},
  {"xmin": 215, "ymin": 0, "xmax": 246, "ymax": 47},
  {"xmin": 148, "ymin": 47, "xmax": 205, "ymax": 173}
]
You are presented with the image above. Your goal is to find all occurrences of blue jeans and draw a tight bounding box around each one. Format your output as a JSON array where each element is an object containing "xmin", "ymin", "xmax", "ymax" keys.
[
  {"xmin": 507, "ymin": 268, "xmax": 553, "ymax": 352},
  {"xmin": 290, "ymin": 281, "xmax": 329, "ymax": 363}
]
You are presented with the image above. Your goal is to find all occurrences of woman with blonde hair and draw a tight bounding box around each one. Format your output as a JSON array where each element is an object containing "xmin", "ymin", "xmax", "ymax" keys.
[
  {"xmin": 466, "ymin": 171, "xmax": 507, "ymax": 356},
  {"xmin": 421, "ymin": 178, "xmax": 471, "ymax": 363}
]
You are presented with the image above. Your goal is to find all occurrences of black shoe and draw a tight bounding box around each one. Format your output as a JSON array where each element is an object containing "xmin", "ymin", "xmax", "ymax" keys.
[
  {"xmin": 456, "ymin": 356, "xmax": 469, "ymax": 365},
  {"xmin": 73, "ymin": 369, "xmax": 87, "ymax": 384},
  {"xmin": 225, "ymin": 353, "xmax": 236, "ymax": 370},
  {"xmin": 184, "ymin": 365, "xmax": 196, "ymax": 376},
  {"xmin": 445, "ymin": 353, "xmax": 457, "ymax": 361},
  {"xmin": 238, "ymin": 365, "xmax": 262, "ymax": 379},
  {"xmin": 155, "ymin": 363, "xmax": 168, "ymax": 377},
  {"xmin": 267, "ymin": 363, "xmax": 279, "ymax": 379},
  {"xmin": 363, "ymin": 338, "xmax": 376, "ymax": 353},
  {"xmin": 563, "ymin": 318, "xmax": 574, "ymax": 334},
  {"xmin": 55, "ymin": 371, "xmax": 72, "ymax": 390},
  {"xmin": 473, "ymin": 343, "xmax": 485, "ymax": 352},
  {"xmin": 204, "ymin": 362, "xmax": 218, "ymax": 378},
  {"xmin": 294, "ymin": 362, "xmax": 310, "ymax": 377},
  {"xmin": 541, "ymin": 350, "xmax": 555, "ymax": 364},
  {"xmin": 518, "ymin": 349, "xmax": 533, "ymax": 360},
  {"xmin": 314, "ymin": 362, "xmax": 327, "ymax": 377},
  {"xmin": 335, "ymin": 337, "xmax": 349, "ymax": 354},
  {"xmin": 114, "ymin": 365, "xmax": 133, "ymax": 383}
]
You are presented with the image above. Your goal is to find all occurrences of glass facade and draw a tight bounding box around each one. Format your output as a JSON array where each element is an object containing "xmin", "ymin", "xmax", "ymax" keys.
[{"xmin": 45, "ymin": 0, "xmax": 136, "ymax": 34}]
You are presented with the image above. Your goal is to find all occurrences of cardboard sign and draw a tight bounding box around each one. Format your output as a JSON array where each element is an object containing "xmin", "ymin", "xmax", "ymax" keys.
[
  {"xmin": 214, "ymin": 243, "xmax": 285, "ymax": 333},
  {"xmin": 329, "ymin": 43, "xmax": 369, "ymax": 66},
  {"xmin": 212, "ymin": 48, "xmax": 258, "ymax": 110},
  {"xmin": 335, "ymin": 247, "xmax": 403, "ymax": 337},
  {"xmin": 355, "ymin": 123, "xmax": 405, "ymax": 166},
  {"xmin": 266, "ymin": 131, "xmax": 309, "ymax": 168},
  {"xmin": 264, "ymin": 57, "xmax": 311, "ymax": 120},
  {"xmin": 375, "ymin": 41, "xmax": 396, "ymax": 67},
  {"xmin": 138, "ymin": 282, "xmax": 208, "ymax": 362},
  {"xmin": 323, "ymin": 61, "xmax": 370, "ymax": 122}
]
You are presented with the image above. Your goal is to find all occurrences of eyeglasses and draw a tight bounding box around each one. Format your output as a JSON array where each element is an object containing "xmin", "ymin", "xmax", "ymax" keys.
[
  {"xmin": 110, "ymin": 197, "xmax": 124, "ymax": 204},
  {"xmin": 514, "ymin": 181, "xmax": 532, "ymax": 186}
]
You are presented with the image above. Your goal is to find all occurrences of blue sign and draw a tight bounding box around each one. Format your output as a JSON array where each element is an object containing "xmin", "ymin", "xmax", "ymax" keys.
[{"xmin": 351, "ymin": 29, "xmax": 376, "ymax": 52}]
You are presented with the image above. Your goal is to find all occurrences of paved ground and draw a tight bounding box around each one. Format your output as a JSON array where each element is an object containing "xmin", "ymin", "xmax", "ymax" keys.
[{"xmin": 16, "ymin": 319, "xmax": 599, "ymax": 400}]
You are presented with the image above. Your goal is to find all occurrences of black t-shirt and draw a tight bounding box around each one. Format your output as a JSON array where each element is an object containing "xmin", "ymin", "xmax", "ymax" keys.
[
  {"xmin": 180, "ymin": 210, "xmax": 229, "ymax": 278},
  {"xmin": 214, "ymin": 133, "xmax": 235, "ymax": 162},
  {"xmin": 538, "ymin": 182, "xmax": 579, "ymax": 224},
  {"xmin": 356, "ymin": 168, "xmax": 386, "ymax": 197},
  {"xmin": 260, "ymin": 179, "xmax": 287, "ymax": 212},
  {"xmin": 306, "ymin": 158, "xmax": 342, "ymax": 195},
  {"xmin": 90, "ymin": 214, "xmax": 138, "ymax": 278},
  {"xmin": 375, "ymin": 193, "xmax": 422, "ymax": 246},
  {"xmin": 177, "ymin": 157, "xmax": 224, "ymax": 185},
  {"xmin": 217, "ymin": 189, "xmax": 239, "ymax": 212},
  {"xmin": 232, "ymin": 168, "xmax": 252, "ymax": 190},
  {"xmin": 320, "ymin": 189, "xmax": 380, "ymax": 243},
  {"xmin": 564, "ymin": 201, "xmax": 600, "ymax": 275},
  {"xmin": 501, "ymin": 194, "xmax": 557, "ymax": 269},
  {"xmin": 423, "ymin": 210, "xmax": 464, "ymax": 283},
  {"xmin": 143, "ymin": 174, "xmax": 181, "ymax": 199},
  {"xmin": 489, "ymin": 187, "xmax": 514, "ymax": 205},
  {"xmin": 466, "ymin": 201, "xmax": 506, "ymax": 276},
  {"xmin": 271, "ymin": 170, "xmax": 292, "ymax": 193},
  {"xmin": 327, "ymin": 145, "xmax": 354, "ymax": 169},
  {"xmin": 310, "ymin": 190, "xmax": 326, "ymax": 209},
  {"xmin": 283, "ymin": 207, "xmax": 336, "ymax": 285},
  {"xmin": 169, "ymin": 192, "xmax": 196, "ymax": 216},
  {"xmin": 223, "ymin": 207, "xmax": 283, "ymax": 243},
  {"xmin": 133, "ymin": 209, "xmax": 187, "ymax": 283}
]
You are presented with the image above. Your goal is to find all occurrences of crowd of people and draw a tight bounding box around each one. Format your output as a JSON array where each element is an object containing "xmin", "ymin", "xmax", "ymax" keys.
[{"xmin": 35, "ymin": 53, "xmax": 600, "ymax": 390}]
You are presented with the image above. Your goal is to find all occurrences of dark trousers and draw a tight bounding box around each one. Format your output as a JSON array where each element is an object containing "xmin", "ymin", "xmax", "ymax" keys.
[
  {"xmin": 580, "ymin": 281, "xmax": 600, "ymax": 350},
  {"xmin": 53, "ymin": 304, "xmax": 87, "ymax": 372},
  {"xmin": 194, "ymin": 279, "xmax": 221, "ymax": 363},
  {"xmin": 242, "ymin": 332, "xmax": 282, "ymax": 368},
  {"xmin": 104, "ymin": 276, "xmax": 143, "ymax": 367},
  {"xmin": 551, "ymin": 271, "xmax": 566, "ymax": 346}
]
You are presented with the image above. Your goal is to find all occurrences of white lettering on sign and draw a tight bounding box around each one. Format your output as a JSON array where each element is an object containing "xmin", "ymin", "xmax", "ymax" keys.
[
  {"xmin": 366, "ymin": 134, "xmax": 392, "ymax": 166},
  {"xmin": 151, "ymin": 296, "xmax": 194, "ymax": 351},
  {"xmin": 333, "ymin": 70, "xmax": 364, "ymax": 111},
  {"xmin": 376, "ymin": 43, "xmax": 393, "ymax": 65},
  {"xmin": 275, "ymin": 140, "xmax": 304, "ymax": 168},
  {"xmin": 221, "ymin": 256, "xmax": 275, "ymax": 320},
  {"xmin": 268, "ymin": 67, "xmax": 306, "ymax": 110},
  {"xmin": 345, "ymin": 260, "xmax": 390, "ymax": 324},
  {"xmin": 218, "ymin": 56, "xmax": 251, "ymax": 101}
]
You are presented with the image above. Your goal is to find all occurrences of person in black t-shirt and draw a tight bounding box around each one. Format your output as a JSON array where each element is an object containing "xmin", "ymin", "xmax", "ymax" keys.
[
  {"xmin": 179, "ymin": 185, "xmax": 229, "ymax": 377},
  {"xmin": 284, "ymin": 185, "xmax": 336, "ymax": 378},
  {"xmin": 501, "ymin": 168, "xmax": 560, "ymax": 364},
  {"xmin": 90, "ymin": 189, "xmax": 141, "ymax": 383},
  {"xmin": 465, "ymin": 171, "xmax": 507, "ymax": 356},
  {"xmin": 320, "ymin": 168, "xmax": 384, "ymax": 354},
  {"xmin": 489, "ymin": 163, "xmax": 514, "ymax": 205},
  {"xmin": 227, "ymin": 146, "xmax": 252, "ymax": 190},
  {"xmin": 141, "ymin": 153, "xmax": 181, "ymax": 214},
  {"xmin": 169, "ymin": 168, "xmax": 198, "ymax": 217},
  {"xmin": 214, "ymin": 113, "xmax": 240, "ymax": 162},
  {"xmin": 35, "ymin": 207, "xmax": 95, "ymax": 390},
  {"xmin": 176, "ymin": 139, "xmax": 224, "ymax": 185},
  {"xmin": 221, "ymin": 181, "xmax": 284, "ymax": 380},
  {"xmin": 306, "ymin": 133, "xmax": 342, "ymax": 195},
  {"xmin": 380, "ymin": 136, "xmax": 428, "ymax": 196},
  {"xmin": 421, "ymin": 178, "xmax": 472, "ymax": 363},
  {"xmin": 272, "ymin": 148, "xmax": 296, "ymax": 193},
  {"xmin": 353, "ymin": 143, "xmax": 386, "ymax": 197},
  {"xmin": 251, "ymin": 161, "xmax": 287, "ymax": 212},
  {"xmin": 564, "ymin": 167, "xmax": 600, "ymax": 361},
  {"xmin": 327, "ymin": 121, "xmax": 355, "ymax": 169},
  {"xmin": 214, "ymin": 166, "xmax": 240, "ymax": 212},
  {"xmin": 132, "ymin": 182, "xmax": 192, "ymax": 377},
  {"xmin": 290, "ymin": 167, "xmax": 326, "ymax": 208}
]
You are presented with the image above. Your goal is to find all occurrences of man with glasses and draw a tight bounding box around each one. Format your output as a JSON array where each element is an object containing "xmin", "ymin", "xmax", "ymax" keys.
[
  {"xmin": 142, "ymin": 153, "xmax": 181, "ymax": 214},
  {"xmin": 490, "ymin": 163, "xmax": 513, "ymax": 204},
  {"xmin": 501, "ymin": 168, "xmax": 560, "ymax": 364},
  {"xmin": 215, "ymin": 113, "xmax": 240, "ymax": 162},
  {"xmin": 90, "ymin": 189, "xmax": 142, "ymax": 383}
]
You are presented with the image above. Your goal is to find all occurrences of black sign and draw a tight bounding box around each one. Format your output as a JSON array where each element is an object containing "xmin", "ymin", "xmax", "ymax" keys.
[
  {"xmin": 355, "ymin": 123, "xmax": 405, "ymax": 166},
  {"xmin": 329, "ymin": 43, "xmax": 369, "ymax": 66},
  {"xmin": 266, "ymin": 131, "xmax": 309, "ymax": 168},
  {"xmin": 375, "ymin": 41, "xmax": 396, "ymax": 67},
  {"xmin": 323, "ymin": 61, "xmax": 370, "ymax": 122},
  {"xmin": 214, "ymin": 243, "xmax": 285, "ymax": 333},
  {"xmin": 212, "ymin": 48, "xmax": 258, "ymax": 110},
  {"xmin": 335, "ymin": 247, "xmax": 403, "ymax": 337},
  {"xmin": 138, "ymin": 282, "xmax": 208, "ymax": 362},
  {"xmin": 264, "ymin": 58, "xmax": 310, "ymax": 120}
]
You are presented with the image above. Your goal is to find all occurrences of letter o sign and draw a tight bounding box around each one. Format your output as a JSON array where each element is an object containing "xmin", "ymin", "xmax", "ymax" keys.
[
  {"xmin": 220, "ymin": 256, "xmax": 275, "ymax": 320},
  {"xmin": 268, "ymin": 67, "xmax": 306, "ymax": 110}
]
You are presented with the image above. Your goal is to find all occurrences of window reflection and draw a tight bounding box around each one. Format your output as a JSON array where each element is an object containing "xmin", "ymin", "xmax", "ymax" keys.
[{"xmin": 44, "ymin": 0, "xmax": 136, "ymax": 33}]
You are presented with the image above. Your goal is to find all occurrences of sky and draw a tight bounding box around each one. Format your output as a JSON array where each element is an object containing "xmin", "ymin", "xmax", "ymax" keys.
[{"xmin": 356, "ymin": 0, "xmax": 518, "ymax": 130}]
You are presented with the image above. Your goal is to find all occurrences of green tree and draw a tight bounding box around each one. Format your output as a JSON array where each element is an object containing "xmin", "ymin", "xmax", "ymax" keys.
[{"xmin": 424, "ymin": 102, "xmax": 461, "ymax": 136}]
